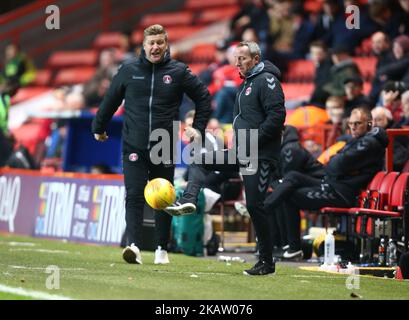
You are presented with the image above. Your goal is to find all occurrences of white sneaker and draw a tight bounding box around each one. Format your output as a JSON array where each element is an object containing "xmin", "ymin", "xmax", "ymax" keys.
[
  {"xmin": 154, "ymin": 246, "xmax": 170, "ymax": 264},
  {"xmin": 122, "ymin": 243, "xmax": 142, "ymax": 264},
  {"xmin": 282, "ymin": 249, "xmax": 303, "ymax": 261},
  {"xmin": 164, "ymin": 201, "xmax": 196, "ymax": 216},
  {"xmin": 234, "ymin": 202, "xmax": 250, "ymax": 217}
]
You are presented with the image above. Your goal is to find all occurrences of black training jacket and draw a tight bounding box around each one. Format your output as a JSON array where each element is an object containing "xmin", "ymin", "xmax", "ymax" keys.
[
  {"xmin": 325, "ymin": 127, "xmax": 389, "ymax": 200},
  {"xmin": 92, "ymin": 50, "xmax": 211, "ymax": 152},
  {"xmin": 279, "ymin": 125, "xmax": 325, "ymax": 178},
  {"xmin": 232, "ymin": 60, "xmax": 286, "ymax": 161}
]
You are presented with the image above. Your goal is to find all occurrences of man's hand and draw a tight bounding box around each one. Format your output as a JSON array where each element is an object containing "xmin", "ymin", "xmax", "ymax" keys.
[
  {"xmin": 94, "ymin": 132, "xmax": 109, "ymax": 142},
  {"xmin": 184, "ymin": 126, "xmax": 201, "ymax": 143}
]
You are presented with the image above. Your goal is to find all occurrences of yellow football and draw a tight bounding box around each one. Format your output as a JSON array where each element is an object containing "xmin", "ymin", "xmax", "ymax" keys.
[{"xmin": 144, "ymin": 178, "xmax": 176, "ymax": 210}]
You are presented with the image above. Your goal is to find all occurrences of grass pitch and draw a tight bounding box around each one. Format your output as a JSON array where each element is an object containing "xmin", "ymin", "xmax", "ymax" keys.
[{"xmin": 0, "ymin": 234, "xmax": 408, "ymax": 300}]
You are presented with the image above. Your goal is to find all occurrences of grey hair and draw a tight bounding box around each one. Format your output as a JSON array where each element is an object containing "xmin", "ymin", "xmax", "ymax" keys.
[
  {"xmin": 371, "ymin": 106, "xmax": 393, "ymax": 121},
  {"xmin": 237, "ymin": 41, "xmax": 261, "ymax": 58},
  {"xmin": 402, "ymin": 90, "xmax": 409, "ymax": 104}
]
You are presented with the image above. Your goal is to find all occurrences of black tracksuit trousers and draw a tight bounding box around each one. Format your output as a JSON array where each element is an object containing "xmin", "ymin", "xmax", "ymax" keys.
[
  {"xmin": 182, "ymin": 149, "xmax": 276, "ymax": 265},
  {"xmin": 122, "ymin": 150, "xmax": 174, "ymax": 249},
  {"xmin": 264, "ymin": 171, "xmax": 355, "ymax": 251}
]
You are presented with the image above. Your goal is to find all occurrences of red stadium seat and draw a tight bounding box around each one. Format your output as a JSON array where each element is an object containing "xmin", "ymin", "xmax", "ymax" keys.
[
  {"xmin": 32, "ymin": 69, "xmax": 52, "ymax": 87},
  {"xmin": 352, "ymin": 56, "xmax": 377, "ymax": 81},
  {"xmin": 187, "ymin": 43, "xmax": 217, "ymax": 63},
  {"xmin": 187, "ymin": 63, "xmax": 208, "ymax": 75},
  {"xmin": 53, "ymin": 67, "xmax": 96, "ymax": 86},
  {"xmin": 47, "ymin": 50, "xmax": 98, "ymax": 69},
  {"xmin": 139, "ymin": 11, "xmax": 194, "ymax": 29},
  {"xmin": 184, "ymin": 0, "xmax": 238, "ymax": 10},
  {"xmin": 285, "ymin": 59, "xmax": 315, "ymax": 82},
  {"xmin": 281, "ymin": 83, "xmax": 314, "ymax": 100},
  {"xmin": 355, "ymin": 36, "xmax": 373, "ymax": 56},
  {"xmin": 93, "ymin": 32, "xmax": 125, "ymax": 50},
  {"xmin": 196, "ymin": 6, "xmax": 240, "ymax": 24},
  {"xmin": 132, "ymin": 25, "xmax": 205, "ymax": 44},
  {"xmin": 11, "ymin": 86, "xmax": 51, "ymax": 104}
]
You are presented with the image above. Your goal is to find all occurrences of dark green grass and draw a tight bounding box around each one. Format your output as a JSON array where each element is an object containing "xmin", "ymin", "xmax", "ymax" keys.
[{"xmin": 0, "ymin": 234, "xmax": 408, "ymax": 300}]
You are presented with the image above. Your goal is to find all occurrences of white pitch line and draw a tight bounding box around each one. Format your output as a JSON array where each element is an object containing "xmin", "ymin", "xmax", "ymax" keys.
[
  {"xmin": 9, "ymin": 248, "xmax": 70, "ymax": 254},
  {"xmin": 8, "ymin": 265, "xmax": 85, "ymax": 271},
  {"xmin": 0, "ymin": 284, "xmax": 72, "ymax": 300}
]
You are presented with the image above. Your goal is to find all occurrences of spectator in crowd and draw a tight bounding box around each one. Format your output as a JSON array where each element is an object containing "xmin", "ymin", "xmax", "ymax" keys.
[
  {"xmin": 92, "ymin": 24, "xmax": 211, "ymax": 265},
  {"xmin": 0, "ymin": 79, "xmax": 19, "ymax": 167},
  {"xmin": 166, "ymin": 41, "xmax": 286, "ymax": 276},
  {"xmin": 322, "ymin": 44, "xmax": 361, "ymax": 98},
  {"xmin": 371, "ymin": 106, "xmax": 409, "ymax": 171},
  {"xmin": 343, "ymin": 76, "xmax": 371, "ymax": 118},
  {"xmin": 208, "ymin": 44, "xmax": 242, "ymax": 124},
  {"xmin": 264, "ymin": 107, "xmax": 388, "ymax": 259},
  {"xmin": 198, "ymin": 39, "xmax": 229, "ymax": 87},
  {"xmin": 375, "ymin": 35, "xmax": 409, "ymax": 90},
  {"xmin": 266, "ymin": 0, "xmax": 314, "ymax": 61},
  {"xmin": 369, "ymin": 31, "xmax": 392, "ymax": 106},
  {"xmin": 309, "ymin": 40, "xmax": 333, "ymax": 107},
  {"xmin": 1, "ymin": 43, "xmax": 36, "ymax": 86},
  {"xmin": 396, "ymin": 0, "xmax": 409, "ymax": 37},
  {"xmin": 398, "ymin": 90, "xmax": 409, "ymax": 127},
  {"xmin": 380, "ymin": 80, "xmax": 406, "ymax": 122},
  {"xmin": 229, "ymin": 0, "xmax": 270, "ymax": 45},
  {"xmin": 83, "ymin": 49, "xmax": 118, "ymax": 107}
]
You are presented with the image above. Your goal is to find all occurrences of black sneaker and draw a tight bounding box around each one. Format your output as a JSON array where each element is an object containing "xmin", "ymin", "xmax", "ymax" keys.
[
  {"xmin": 164, "ymin": 200, "xmax": 196, "ymax": 216},
  {"xmin": 243, "ymin": 261, "xmax": 275, "ymax": 276}
]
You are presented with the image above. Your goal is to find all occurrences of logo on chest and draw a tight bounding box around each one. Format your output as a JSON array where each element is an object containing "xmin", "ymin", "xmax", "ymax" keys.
[
  {"xmin": 245, "ymin": 86, "xmax": 252, "ymax": 96},
  {"xmin": 163, "ymin": 75, "xmax": 173, "ymax": 84}
]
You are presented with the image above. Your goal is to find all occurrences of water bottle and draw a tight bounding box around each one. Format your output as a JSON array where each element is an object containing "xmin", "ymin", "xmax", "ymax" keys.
[
  {"xmin": 386, "ymin": 239, "xmax": 397, "ymax": 267},
  {"xmin": 378, "ymin": 238, "xmax": 386, "ymax": 266},
  {"xmin": 324, "ymin": 230, "xmax": 335, "ymax": 265}
]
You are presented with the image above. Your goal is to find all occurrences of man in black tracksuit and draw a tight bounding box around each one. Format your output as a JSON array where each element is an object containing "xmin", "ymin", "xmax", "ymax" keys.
[
  {"xmin": 92, "ymin": 24, "xmax": 211, "ymax": 265},
  {"xmin": 264, "ymin": 107, "xmax": 389, "ymax": 259},
  {"xmin": 268, "ymin": 125, "xmax": 325, "ymax": 255},
  {"xmin": 166, "ymin": 41, "xmax": 286, "ymax": 276}
]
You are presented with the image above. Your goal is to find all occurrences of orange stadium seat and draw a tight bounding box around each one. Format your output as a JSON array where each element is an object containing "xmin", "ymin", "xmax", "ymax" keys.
[
  {"xmin": 184, "ymin": 0, "xmax": 238, "ymax": 10},
  {"xmin": 285, "ymin": 59, "xmax": 315, "ymax": 82},
  {"xmin": 196, "ymin": 6, "xmax": 240, "ymax": 24},
  {"xmin": 139, "ymin": 11, "xmax": 194, "ymax": 29},
  {"xmin": 47, "ymin": 50, "xmax": 98, "ymax": 69},
  {"xmin": 53, "ymin": 67, "xmax": 96, "ymax": 86}
]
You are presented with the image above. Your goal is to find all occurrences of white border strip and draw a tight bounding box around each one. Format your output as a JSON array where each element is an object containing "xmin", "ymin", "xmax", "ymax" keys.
[{"xmin": 0, "ymin": 284, "xmax": 72, "ymax": 300}]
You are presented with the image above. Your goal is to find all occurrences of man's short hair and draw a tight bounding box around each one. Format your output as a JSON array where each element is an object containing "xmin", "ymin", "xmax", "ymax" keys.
[
  {"xmin": 350, "ymin": 106, "xmax": 372, "ymax": 122},
  {"xmin": 237, "ymin": 41, "xmax": 261, "ymax": 58},
  {"xmin": 326, "ymin": 95, "xmax": 345, "ymax": 107},
  {"xmin": 309, "ymin": 40, "xmax": 327, "ymax": 51},
  {"xmin": 143, "ymin": 24, "xmax": 168, "ymax": 42}
]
